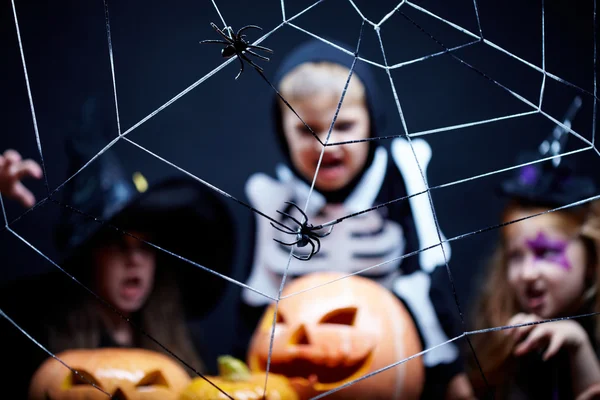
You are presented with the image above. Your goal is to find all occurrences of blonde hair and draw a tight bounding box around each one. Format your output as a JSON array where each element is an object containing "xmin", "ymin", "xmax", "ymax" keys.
[
  {"xmin": 279, "ymin": 61, "xmax": 366, "ymax": 106},
  {"xmin": 467, "ymin": 199, "xmax": 600, "ymax": 396}
]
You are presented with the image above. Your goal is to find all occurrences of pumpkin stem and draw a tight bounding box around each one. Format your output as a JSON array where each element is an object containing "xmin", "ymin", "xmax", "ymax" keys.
[{"xmin": 217, "ymin": 355, "xmax": 252, "ymax": 381}]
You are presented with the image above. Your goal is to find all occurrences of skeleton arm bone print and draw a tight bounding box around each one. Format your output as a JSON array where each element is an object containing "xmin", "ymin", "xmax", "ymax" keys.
[{"xmin": 389, "ymin": 137, "xmax": 460, "ymax": 368}]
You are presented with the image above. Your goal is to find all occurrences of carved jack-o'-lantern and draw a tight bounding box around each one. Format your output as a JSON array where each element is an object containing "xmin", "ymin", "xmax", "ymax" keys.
[
  {"xmin": 247, "ymin": 272, "xmax": 424, "ymax": 400},
  {"xmin": 180, "ymin": 355, "xmax": 298, "ymax": 400},
  {"xmin": 28, "ymin": 348, "xmax": 191, "ymax": 400}
]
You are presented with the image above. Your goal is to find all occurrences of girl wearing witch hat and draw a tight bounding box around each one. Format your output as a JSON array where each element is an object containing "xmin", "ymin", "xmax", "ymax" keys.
[
  {"xmin": 0, "ymin": 95, "xmax": 236, "ymax": 397},
  {"xmin": 468, "ymin": 97, "xmax": 600, "ymax": 399}
]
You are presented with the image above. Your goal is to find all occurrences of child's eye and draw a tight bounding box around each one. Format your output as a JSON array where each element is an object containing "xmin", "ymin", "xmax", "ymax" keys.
[
  {"xmin": 541, "ymin": 248, "xmax": 561, "ymax": 259},
  {"xmin": 297, "ymin": 125, "xmax": 313, "ymax": 136},
  {"xmin": 334, "ymin": 121, "xmax": 354, "ymax": 131},
  {"xmin": 507, "ymin": 250, "xmax": 523, "ymax": 262}
]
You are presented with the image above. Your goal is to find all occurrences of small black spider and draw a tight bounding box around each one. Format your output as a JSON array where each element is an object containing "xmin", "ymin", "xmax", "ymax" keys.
[
  {"xmin": 199, "ymin": 22, "xmax": 274, "ymax": 80},
  {"xmin": 270, "ymin": 202, "xmax": 334, "ymax": 261}
]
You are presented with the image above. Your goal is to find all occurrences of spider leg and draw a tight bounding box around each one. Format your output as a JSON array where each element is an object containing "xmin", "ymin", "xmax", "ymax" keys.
[
  {"xmin": 237, "ymin": 24, "xmax": 262, "ymax": 36},
  {"xmin": 293, "ymin": 240, "xmax": 315, "ymax": 261},
  {"xmin": 275, "ymin": 209, "xmax": 303, "ymax": 227},
  {"xmin": 198, "ymin": 40, "xmax": 230, "ymax": 45},
  {"xmin": 284, "ymin": 202, "xmax": 309, "ymax": 225},
  {"xmin": 314, "ymin": 225, "xmax": 334, "ymax": 238},
  {"xmin": 235, "ymin": 56, "xmax": 245, "ymax": 80},
  {"xmin": 273, "ymin": 238, "xmax": 302, "ymax": 246},
  {"xmin": 270, "ymin": 222, "xmax": 296, "ymax": 235},
  {"xmin": 240, "ymin": 53, "xmax": 264, "ymax": 73},
  {"xmin": 313, "ymin": 236, "xmax": 321, "ymax": 254},
  {"xmin": 247, "ymin": 44, "xmax": 274, "ymax": 54},
  {"xmin": 210, "ymin": 22, "xmax": 234, "ymax": 43},
  {"xmin": 245, "ymin": 49, "xmax": 270, "ymax": 62}
]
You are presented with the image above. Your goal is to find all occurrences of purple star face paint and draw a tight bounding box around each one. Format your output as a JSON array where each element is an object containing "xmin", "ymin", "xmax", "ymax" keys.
[
  {"xmin": 519, "ymin": 165, "xmax": 539, "ymax": 186},
  {"xmin": 525, "ymin": 231, "xmax": 571, "ymax": 270}
]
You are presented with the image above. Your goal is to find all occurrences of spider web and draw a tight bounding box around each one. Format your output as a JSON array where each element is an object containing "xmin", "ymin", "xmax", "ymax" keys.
[{"xmin": 1, "ymin": 0, "xmax": 598, "ymax": 399}]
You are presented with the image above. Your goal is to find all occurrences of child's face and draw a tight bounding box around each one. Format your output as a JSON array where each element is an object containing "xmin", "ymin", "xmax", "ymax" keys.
[
  {"xmin": 504, "ymin": 209, "xmax": 588, "ymax": 319},
  {"xmin": 281, "ymin": 92, "xmax": 370, "ymax": 192},
  {"xmin": 93, "ymin": 231, "xmax": 156, "ymax": 315}
]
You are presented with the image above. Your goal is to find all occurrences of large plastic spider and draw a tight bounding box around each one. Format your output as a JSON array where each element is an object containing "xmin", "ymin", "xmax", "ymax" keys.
[
  {"xmin": 270, "ymin": 202, "xmax": 334, "ymax": 261},
  {"xmin": 199, "ymin": 22, "xmax": 273, "ymax": 80}
]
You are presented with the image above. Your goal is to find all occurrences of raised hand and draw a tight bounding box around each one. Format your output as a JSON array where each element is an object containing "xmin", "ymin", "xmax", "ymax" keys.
[
  {"xmin": 0, "ymin": 149, "xmax": 42, "ymax": 208},
  {"xmin": 506, "ymin": 313, "xmax": 588, "ymax": 360}
]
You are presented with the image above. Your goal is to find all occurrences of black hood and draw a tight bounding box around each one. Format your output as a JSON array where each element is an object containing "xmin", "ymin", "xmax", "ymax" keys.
[
  {"xmin": 55, "ymin": 94, "xmax": 236, "ymax": 316},
  {"xmin": 271, "ymin": 37, "xmax": 387, "ymax": 203},
  {"xmin": 498, "ymin": 96, "xmax": 597, "ymax": 208}
]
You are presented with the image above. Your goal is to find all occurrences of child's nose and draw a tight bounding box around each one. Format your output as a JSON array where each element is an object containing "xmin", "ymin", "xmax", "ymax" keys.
[
  {"xmin": 311, "ymin": 132, "xmax": 328, "ymax": 152},
  {"xmin": 125, "ymin": 247, "xmax": 147, "ymax": 266},
  {"xmin": 520, "ymin": 256, "xmax": 540, "ymax": 280}
]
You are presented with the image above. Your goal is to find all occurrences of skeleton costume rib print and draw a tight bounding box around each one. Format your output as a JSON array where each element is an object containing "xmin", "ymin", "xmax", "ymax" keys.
[{"xmin": 235, "ymin": 38, "xmax": 464, "ymax": 399}]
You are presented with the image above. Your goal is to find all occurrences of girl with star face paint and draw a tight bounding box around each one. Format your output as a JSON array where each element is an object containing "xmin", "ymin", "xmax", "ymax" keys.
[{"xmin": 468, "ymin": 98, "xmax": 600, "ymax": 399}]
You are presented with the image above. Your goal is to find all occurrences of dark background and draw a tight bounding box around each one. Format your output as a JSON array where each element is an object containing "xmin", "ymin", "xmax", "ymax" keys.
[{"xmin": 1, "ymin": 0, "xmax": 598, "ymax": 374}]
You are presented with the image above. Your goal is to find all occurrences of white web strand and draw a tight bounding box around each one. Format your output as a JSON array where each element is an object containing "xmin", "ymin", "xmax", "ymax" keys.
[
  {"xmin": 0, "ymin": 308, "xmax": 113, "ymax": 398},
  {"xmin": 281, "ymin": 147, "xmax": 596, "ymax": 301},
  {"xmin": 210, "ymin": 0, "xmax": 228, "ymax": 28},
  {"xmin": 403, "ymin": 0, "xmax": 597, "ymax": 100},
  {"xmin": 377, "ymin": 1, "xmax": 406, "ymax": 28},
  {"xmin": 302, "ymin": 196, "xmax": 600, "ymax": 398},
  {"xmin": 261, "ymin": 19, "xmax": 367, "ymax": 399},
  {"xmin": 323, "ymin": 4, "xmax": 593, "ymax": 152},
  {"xmin": 310, "ymin": 307, "xmax": 600, "ymax": 400},
  {"xmin": 310, "ymin": 334, "xmax": 465, "ymax": 399},
  {"xmin": 5, "ymin": 0, "xmax": 599, "ymax": 398},
  {"xmin": 103, "ymin": 0, "xmax": 122, "ymax": 136},
  {"xmin": 261, "ymin": 249, "xmax": 296, "ymax": 398},
  {"xmin": 348, "ymin": 0, "xmax": 376, "ymax": 27},
  {"xmin": 119, "ymin": 0, "xmax": 322, "ymax": 139},
  {"xmin": 388, "ymin": 39, "xmax": 479, "ymax": 69},
  {"xmin": 10, "ymin": 0, "xmax": 50, "ymax": 195},
  {"xmin": 303, "ymin": 22, "xmax": 365, "ymax": 210},
  {"xmin": 7, "ymin": 225, "xmax": 237, "ymax": 398},
  {"xmin": 538, "ymin": 0, "xmax": 546, "ymax": 110},
  {"xmin": 594, "ymin": 0, "xmax": 598, "ymax": 149},
  {"xmin": 471, "ymin": 0, "xmax": 483, "ymax": 38},
  {"xmin": 0, "ymin": 194, "xmax": 7, "ymax": 227},
  {"xmin": 405, "ymin": 1, "xmax": 479, "ymax": 40}
]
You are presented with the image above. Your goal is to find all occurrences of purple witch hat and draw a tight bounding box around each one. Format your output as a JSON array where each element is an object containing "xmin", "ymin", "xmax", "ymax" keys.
[{"xmin": 498, "ymin": 96, "xmax": 597, "ymax": 207}]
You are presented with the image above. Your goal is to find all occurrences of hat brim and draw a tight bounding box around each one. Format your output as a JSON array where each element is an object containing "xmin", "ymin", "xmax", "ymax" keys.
[{"xmin": 62, "ymin": 176, "xmax": 237, "ymax": 317}]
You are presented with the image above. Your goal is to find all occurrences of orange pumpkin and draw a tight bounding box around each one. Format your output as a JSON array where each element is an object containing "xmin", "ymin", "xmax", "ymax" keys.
[
  {"xmin": 179, "ymin": 355, "xmax": 298, "ymax": 399},
  {"xmin": 247, "ymin": 272, "xmax": 425, "ymax": 400},
  {"xmin": 28, "ymin": 348, "xmax": 191, "ymax": 400}
]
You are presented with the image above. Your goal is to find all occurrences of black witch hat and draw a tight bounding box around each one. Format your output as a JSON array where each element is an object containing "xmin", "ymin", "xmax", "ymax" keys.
[
  {"xmin": 498, "ymin": 96, "xmax": 597, "ymax": 207},
  {"xmin": 55, "ymin": 94, "xmax": 236, "ymax": 316}
]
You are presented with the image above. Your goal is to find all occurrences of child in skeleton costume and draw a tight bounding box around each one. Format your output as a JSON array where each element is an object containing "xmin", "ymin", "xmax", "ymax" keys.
[{"xmin": 236, "ymin": 39, "xmax": 473, "ymax": 398}]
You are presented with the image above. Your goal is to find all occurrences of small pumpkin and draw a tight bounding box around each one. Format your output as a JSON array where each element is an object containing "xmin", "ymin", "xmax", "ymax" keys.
[
  {"xmin": 179, "ymin": 355, "xmax": 298, "ymax": 400},
  {"xmin": 247, "ymin": 272, "xmax": 425, "ymax": 400},
  {"xmin": 28, "ymin": 347, "xmax": 191, "ymax": 400}
]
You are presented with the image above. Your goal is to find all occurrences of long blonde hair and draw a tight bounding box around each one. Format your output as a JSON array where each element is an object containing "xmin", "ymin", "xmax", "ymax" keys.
[
  {"xmin": 468, "ymin": 199, "xmax": 600, "ymax": 395},
  {"xmin": 46, "ymin": 251, "xmax": 205, "ymax": 376}
]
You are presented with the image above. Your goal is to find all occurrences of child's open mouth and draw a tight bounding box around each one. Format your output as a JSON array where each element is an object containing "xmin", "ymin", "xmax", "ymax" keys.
[
  {"xmin": 120, "ymin": 276, "xmax": 144, "ymax": 300},
  {"xmin": 317, "ymin": 155, "xmax": 345, "ymax": 180},
  {"xmin": 524, "ymin": 286, "xmax": 546, "ymax": 311}
]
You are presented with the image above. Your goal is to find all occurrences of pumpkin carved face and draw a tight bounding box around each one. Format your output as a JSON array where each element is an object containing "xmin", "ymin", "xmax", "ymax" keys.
[
  {"xmin": 28, "ymin": 348, "xmax": 191, "ymax": 400},
  {"xmin": 247, "ymin": 272, "xmax": 424, "ymax": 400}
]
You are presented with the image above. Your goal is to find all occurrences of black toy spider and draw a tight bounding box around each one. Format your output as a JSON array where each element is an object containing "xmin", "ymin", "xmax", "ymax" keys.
[
  {"xmin": 270, "ymin": 202, "xmax": 334, "ymax": 261},
  {"xmin": 199, "ymin": 22, "xmax": 274, "ymax": 80}
]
